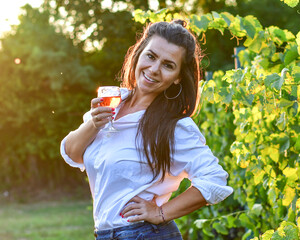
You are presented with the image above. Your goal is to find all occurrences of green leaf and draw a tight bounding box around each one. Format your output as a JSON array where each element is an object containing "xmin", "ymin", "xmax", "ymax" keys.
[
  {"xmin": 239, "ymin": 213, "xmax": 255, "ymax": 229},
  {"xmin": 268, "ymin": 188, "xmax": 277, "ymax": 205},
  {"xmin": 212, "ymin": 11, "xmax": 221, "ymax": 19},
  {"xmin": 279, "ymin": 99, "xmax": 294, "ymax": 108},
  {"xmin": 278, "ymin": 134, "xmax": 290, "ymax": 152},
  {"xmin": 212, "ymin": 222, "xmax": 229, "ymax": 235},
  {"xmin": 195, "ymin": 219, "xmax": 209, "ymax": 228},
  {"xmin": 294, "ymin": 136, "xmax": 300, "ymax": 151},
  {"xmin": 264, "ymin": 73, "xmax": 283, "ymax": 91},
  {"xmin": 244, "ymin": 31, "xmax": 266, "ymax": 53},
  {"xmin": 209, "ymin": 11, "xmax": 228, "ymax": 34},
  {"xmin": 202, "ymin": 223, "xmax": 215, "ymax": 237},
  {"xmin": 253, "ymin": 170, "xmax": 265, "ymax": 185},
  {"xmin": 148, "ymin": 9, "xmax": 168, "ymax": 22},
  {"xmin": 276, "ymin": 112, "xmax": 287, "ymax": 131},
  {"xmin": 222, "ymin": 69, "xmax": 244, "ymax": 83},
  {"xmin": 251, "ymin": 203, "xmax": 263, "ymax": 216},
  {"xmin": 296, "ymin": 32, "xmax": 300, "ymax": 55},
  {"xmin": 235, "ymin": 86, "xmax": 255, "ymax": 106},
  {"xmin": 190, "ymin": 14, "xmax": 211, "ymax": 34},
  {"xmin": 245, "ymin": 132, "xmax": 256, "ymax": 143},
  {"xmin": 273, "ymin": 221, "xmax": 299, "ymax": 239},
  {"xmin": 268, "ymin": 26, "xmax": 295, "ymax": 45},
  {"xmin": 282, "ymin": 0, "xmax": 299, "ymax": 7},
  {"xmin": 201, "ymin": 80, "xmax": 215, "ymax": 102},
  {"xmin": 220, "ymin": 12, "xmax": 235, "ymax": 26},
  {"xmin": 217, "ymin": 87, "xmax": 234, "ymax": 104},
  {"xmin": 282, "ymin": 186, "xmax": 296, "ymax": 206},
  {"xmin": 283, "ymin": 225, "xmax": 299, "ymax": 239},
  {"xmin": 283, "ymin": 167, "xmax": 298, "ymax": 181},
  {"xmin": 226, "ymin": 215, "xmax": 238, "ymax": 228},
  {"xmin": 242, "ymin": 229, "xmax": 252, "ymax": 240},
  {"xmin": 133, "ymin": 9, "xmax": 149, "ymax": 24},
  {"xmin": 284, "ymin": 44, "xmax": 299, "ymax": 66},
  {"xmin": 291, "ymin": 66, "xmax": 300, "ymax": 83},
  {"xmin": 261, "ymin": 230, "xmax": 275, "ymax": 239},
  {"xmin": 229, "ymin": 16, "xmax": 247, "ymax": 38},
  {"xmin": 241, "ymin": 15, "xmax": 260, "ymax": 39}
]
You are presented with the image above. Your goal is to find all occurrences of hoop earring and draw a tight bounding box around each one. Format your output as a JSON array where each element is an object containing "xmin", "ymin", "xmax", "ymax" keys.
[{"xmin": 164, "ymin": 83, "xmax": 182, "ymax": 100}]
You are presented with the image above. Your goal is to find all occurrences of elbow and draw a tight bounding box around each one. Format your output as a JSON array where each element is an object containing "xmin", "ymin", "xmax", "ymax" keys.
[{"xmin": 64, "ymin": 139, "xmax": 84, "ymax": 164}]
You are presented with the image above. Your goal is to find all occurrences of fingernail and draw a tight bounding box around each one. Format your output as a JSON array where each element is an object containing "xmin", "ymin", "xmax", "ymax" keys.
[
  {"xmin": 127, "ymin": 220, "xmax": 130, "ymax": 222},
  {"xmin": 122, "ymin": 215, "xmax": 124, "ymax": 218},
  {"xmin": 100, "ymin": 98, "xmax": 103, "ymax": 101},
  {"xmin": 111, "ymin": 108, "xmax": 115, "ymax": 111},
  {"xmin": 112, "ymin": 111, "xmax": 115, "ymax": 114},
  {"xmin": 119, "ymin": 212, "xmax": 122, "ymax": 216},
  {"xmin": 112, "ymin": 116, "xmax": 114, "ymax": 120}
]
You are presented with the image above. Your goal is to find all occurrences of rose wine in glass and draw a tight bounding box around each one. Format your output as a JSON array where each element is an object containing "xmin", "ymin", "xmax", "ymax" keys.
[{"xmin": 97, "ymin": 86, "xmax": 121, "ymax": 132}]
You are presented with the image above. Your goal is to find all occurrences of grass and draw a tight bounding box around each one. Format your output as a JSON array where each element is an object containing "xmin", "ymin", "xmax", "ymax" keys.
[{"xmin": 0, "ymin": 200, "xmax": 95, "ymax": 240}]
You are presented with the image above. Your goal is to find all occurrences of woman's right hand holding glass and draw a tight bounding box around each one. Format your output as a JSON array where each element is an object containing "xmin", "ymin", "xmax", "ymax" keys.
[{"xmin": 90, "ymin": 97, "xmax": 115, "ymax": 130}]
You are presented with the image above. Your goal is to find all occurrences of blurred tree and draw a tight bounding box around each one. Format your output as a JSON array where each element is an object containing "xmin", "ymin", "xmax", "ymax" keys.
[
  {"xmin": 43, "ymin": 0, "xmax": 144, "ymax": 85},
  {"xmin": 183, "ymin": 0, "xmax": 300, "ymax": 71},
  {"xmin": 0, "ymin": 4, "xmax": 94, "ymax": 192},
  {"xmin": 228, "ymin": 0, "xmax": 299, "ymax": 34},
  {"xmin": 44, "ymin": 0, "xmax": 299, "ymax": 73}
]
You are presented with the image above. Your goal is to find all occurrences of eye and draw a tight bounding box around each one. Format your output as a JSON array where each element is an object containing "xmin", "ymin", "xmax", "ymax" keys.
[
  {"xmin": 147, "ymin": 54, "xmax": 155, "ymax": 60},
  {"xmin": 164, "ymin": 63, "xmax": 174, "ymax": 69}
]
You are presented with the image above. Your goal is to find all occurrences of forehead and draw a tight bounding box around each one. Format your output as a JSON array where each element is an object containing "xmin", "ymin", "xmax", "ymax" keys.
[{"xmin": 144, "ymin": 35, "xmax": 185, "ymax": 63}]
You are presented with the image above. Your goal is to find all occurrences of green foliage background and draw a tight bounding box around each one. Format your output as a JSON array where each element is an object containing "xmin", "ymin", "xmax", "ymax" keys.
[
  {"xmin": 134, "ymin": 7, "xmax": 299, "ymax": 239},
  {"xmin": 0, "ymin": 0, "xmax": 299, "ymax": 239}
]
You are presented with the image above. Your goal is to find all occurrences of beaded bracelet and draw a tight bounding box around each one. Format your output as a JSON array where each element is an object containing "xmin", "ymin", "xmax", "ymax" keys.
[{"xmin": 159, "ymin": 206, "xmax": 166, "ymax": 223}]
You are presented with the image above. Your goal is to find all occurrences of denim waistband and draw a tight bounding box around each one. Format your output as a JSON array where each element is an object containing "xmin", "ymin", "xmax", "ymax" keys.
[
  {"xmin": 94, "ymin": 220, "xmax": 182, "ymax": 240},
  {"xmin": 94, "ymin": 221, "xmax": 163, "ymax": 235}
]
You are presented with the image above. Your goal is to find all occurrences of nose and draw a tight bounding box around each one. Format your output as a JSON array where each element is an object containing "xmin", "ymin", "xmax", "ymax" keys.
[{"xmin": 149, "ymin": 61, "xmax": 160, "ymax": 75}]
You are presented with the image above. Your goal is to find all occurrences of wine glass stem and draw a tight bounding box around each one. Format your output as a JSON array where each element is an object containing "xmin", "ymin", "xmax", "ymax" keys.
[{"xmin": 109, "ymin": 118, "xmax": 113, "ymax": 128}]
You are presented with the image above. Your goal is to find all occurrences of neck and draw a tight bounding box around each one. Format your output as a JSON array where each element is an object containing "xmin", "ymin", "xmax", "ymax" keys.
[{"xmin": 127, "ymin": 90, "xmax": 156, "ymax": 110}]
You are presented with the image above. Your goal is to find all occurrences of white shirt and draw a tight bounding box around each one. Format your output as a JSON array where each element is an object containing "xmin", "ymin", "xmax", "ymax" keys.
[{"xmin": 60, "ymin": 89, "xmax": 233, "ymax": 230}]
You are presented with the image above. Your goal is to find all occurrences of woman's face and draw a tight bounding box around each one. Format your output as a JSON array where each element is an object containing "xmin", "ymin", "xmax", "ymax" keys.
[{"xmin": 134, "ymin": 35, "xmax": 185, "ymax": 100}]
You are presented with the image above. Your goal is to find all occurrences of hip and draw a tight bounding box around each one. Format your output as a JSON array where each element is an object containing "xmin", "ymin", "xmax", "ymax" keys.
[{"xmin": 94, "ymin": 220, "xmax": 182, "ymax": 240}]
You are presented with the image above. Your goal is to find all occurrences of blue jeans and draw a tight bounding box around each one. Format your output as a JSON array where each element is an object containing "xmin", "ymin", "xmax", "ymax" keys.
[{"xmin": 94, "ymin": 221, "xmax": 183, "ymax": 240}]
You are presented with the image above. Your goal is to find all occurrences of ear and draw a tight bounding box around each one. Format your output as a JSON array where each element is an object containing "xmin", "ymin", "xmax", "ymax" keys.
[{"xmin": 174, "ymin": 78, "xmax": 181, "ymax": 85}]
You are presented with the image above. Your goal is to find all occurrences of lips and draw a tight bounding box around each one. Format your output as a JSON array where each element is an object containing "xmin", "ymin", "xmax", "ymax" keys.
[{"xmin": 143, "ymin": 72, "xmax": 158, "ymax": 83}]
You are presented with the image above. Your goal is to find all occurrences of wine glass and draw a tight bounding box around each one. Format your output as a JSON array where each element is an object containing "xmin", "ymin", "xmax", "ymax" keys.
[{"xmin": 97, "ymin": 86, "xmax": 121, "ymax": 132}]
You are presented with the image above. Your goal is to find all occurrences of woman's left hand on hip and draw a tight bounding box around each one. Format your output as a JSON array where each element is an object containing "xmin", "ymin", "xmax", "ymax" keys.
[{"xmin": 120, "ymin": 196, "xmax": 163, "ymax": 224}]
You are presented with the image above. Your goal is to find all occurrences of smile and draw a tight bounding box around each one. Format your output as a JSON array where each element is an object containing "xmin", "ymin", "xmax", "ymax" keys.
[{"xmin": 143, "ymin": 72, "xmax": 158, "ymax": 83}]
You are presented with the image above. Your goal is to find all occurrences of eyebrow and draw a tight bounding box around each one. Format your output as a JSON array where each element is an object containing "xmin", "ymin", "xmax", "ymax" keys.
[{"xmin": 148, "ymin": 50, "xmax": 177, "ymax": 67}]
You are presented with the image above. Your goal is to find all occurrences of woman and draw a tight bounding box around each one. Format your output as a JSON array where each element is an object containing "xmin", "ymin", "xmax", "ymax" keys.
[{"xmin": 60, "ymin": 20, "xmax": 233, "ymax": 239}]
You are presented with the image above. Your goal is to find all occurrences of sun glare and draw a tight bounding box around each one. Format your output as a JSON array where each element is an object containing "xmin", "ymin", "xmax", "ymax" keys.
[
  {"xmin": 0, "ymin": 0, "xmax": 44, "ymax": 37},
  {"xmin": 14, "ymin": 58, "xmax": 21, "ymax": 64}
]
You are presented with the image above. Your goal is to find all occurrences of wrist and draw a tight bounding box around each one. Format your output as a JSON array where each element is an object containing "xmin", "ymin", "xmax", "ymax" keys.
[
  {"xmin": 88, "ymin": 119, "xmax": 101, "ymax": 131},
  {"xmin": 159, "ymin": 205, "xmax": 166, "ymax": 223}
]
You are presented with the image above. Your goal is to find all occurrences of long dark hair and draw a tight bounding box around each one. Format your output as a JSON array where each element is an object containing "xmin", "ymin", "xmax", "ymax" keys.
[{"xmin": 120, "ymin": 20, "xmax": 202, "ymax": 181}]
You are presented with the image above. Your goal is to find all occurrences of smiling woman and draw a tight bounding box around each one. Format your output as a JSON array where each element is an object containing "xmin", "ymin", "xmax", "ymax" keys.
[
  {"xmin": 61, "ymin": 19, "xmax": 233, "ymax": 240},
  {"xmin": 134, "ymin": 35, "xmax": 184, "ymax": 102},
  {"xmin": 0, "ymin": 0, "xmax": 43, "ymax": 37}
]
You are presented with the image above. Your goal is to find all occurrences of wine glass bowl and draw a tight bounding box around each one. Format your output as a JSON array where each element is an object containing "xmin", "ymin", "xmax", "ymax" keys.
[{"xmin": 97, "ymin": 86, "xmax": 121, "ymax": 132}]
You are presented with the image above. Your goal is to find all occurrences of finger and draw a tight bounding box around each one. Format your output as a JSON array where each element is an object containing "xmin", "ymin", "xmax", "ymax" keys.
[
  {"xmin": 128, "ymin": 196, "xmax": 144, "ymax": 203},
  {"xmin": 91, "ymin": 107, "xmax": 114, "ymax": 117},
  {"xmin": 93, "ymin": 113, "xmax": 113, "ymax": 122},
  {"xmin": 121, "ymin": 203, "xmax": 140, "ymax": 215},
  {"xmin": 91, "ymin": 98, "xmax": 103, "ymax": 108},
  {"xmin": 127, "ymin": 215, "xmax": 144, "ymax": 223},
  {"xmin": 92, "ymin": 117, "xmax": 110, "ymax": 130},
  {"xmin": 123, "ymin": 208, "xmax": 143, "ymax": 218}
]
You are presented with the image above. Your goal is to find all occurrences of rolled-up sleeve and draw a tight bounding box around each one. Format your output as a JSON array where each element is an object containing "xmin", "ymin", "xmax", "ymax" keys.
[
  {"xmin": 173, "ymin": 118, "xmax": 233, "ymax": 204},
  {"xmin": 60, "ymin": 110, "xmax": 92, "ymax": 172}
]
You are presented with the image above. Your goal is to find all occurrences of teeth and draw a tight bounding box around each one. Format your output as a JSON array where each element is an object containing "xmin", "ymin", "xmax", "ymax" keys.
[{"xmin": 144, "ymin": 73, "xmax": 157, "ymax": 82}]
